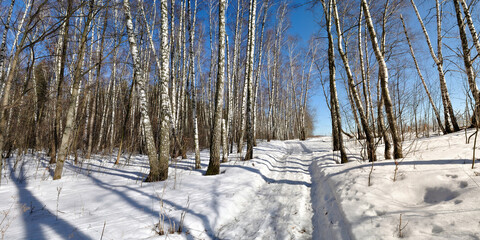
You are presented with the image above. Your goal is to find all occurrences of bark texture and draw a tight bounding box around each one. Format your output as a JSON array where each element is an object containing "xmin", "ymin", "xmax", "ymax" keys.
[{"xmin": 206, "ymin": 0, "xmax": 226, "ymax": 175}]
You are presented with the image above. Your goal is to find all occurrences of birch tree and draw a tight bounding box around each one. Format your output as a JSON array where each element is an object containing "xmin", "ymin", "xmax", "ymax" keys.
[
  {"xmin": 122, "ymin": 0, "xmax": 165, "ymax": 182},
  {"xmin": 459, "ymin": 0, "xmax": 480, "ymax": 57},
  {"xmin": 333, "ymin": 1, "xmax": 376, "ymax": 162},
  {"xmin": 361, "ymin": 0, "xmax": 403, "ymax": 159},
  {"xmin": 409, "ymin": 0, "xmax": 460, "ymax": 133},
  {"xmin": 206, "ymin": 0, "xmax": 226, "ymax": 175},
  {"xmin": 253, "ymin": 0, "xmax": 269, "ymax": 145},
  {"xmin": 400, "ymin": 15, "xmax": 446, "ymax": 134},
  {"xmin": 188, "ymin": 0, "xmax": 201, "ymax": 168},
  {"xmin": 320, "ymin": 0, "xmax": 348, "ymax": 163},
  {"xmin": 157, "ymin": 0, "xmax": 172, "ymax": 180},
  {"xmin": 0, "ymin": 0, "xmax": 15, "ymax": 91},
  {"xmin": 453, "ymin": 0, "xmax": 479, "ymax": 127},
  {"xmin": 53, "ymin": 0, "xmax": 97, "ymax": 180},
  {"xmin": 245, "ymin": 0, "xmax": 257, "ymax": 161}
]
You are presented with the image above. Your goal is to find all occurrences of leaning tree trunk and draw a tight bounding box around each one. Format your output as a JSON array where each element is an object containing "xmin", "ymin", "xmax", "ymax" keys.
[
  {"xmin": 459, "ymin": 0, "xmax": 480, "ymax": 127},
  {"xmin": 409, "ymin": 0, "xmax": 459, "ymax": 133},
  {"xmin": 206, "ymin": 0, "xmax": 226, "ymax": 175},
  {"xmin": 333, "ymin": 1, "xmax": 376, "ymax": 162},
  {"xmin": 124, "ymin": 0, "xmax": 163, "ymax": 182},
  {"xmin": 459, "ymin": 0, "xmax": 480, "ymax": 56},
  {"xmin": 362, "ymin": 0, "xmax": 403, "ymax": 159},
  {"xmin": 400, "ymin": 15, "xmax": 446, "ymax": 134},
  {"xmin": 453, "ymin": 0, "xmax": 480, "ymax": 126},
  {"xmin": 53, "ymin": 0, "xmax": 96, "ymax": 180}
]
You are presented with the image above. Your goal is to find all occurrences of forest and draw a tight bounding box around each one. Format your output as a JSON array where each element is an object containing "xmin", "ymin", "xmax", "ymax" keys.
[{"xmin": 1, "ymin": 0, "xmax": 480, "ymax": 239}]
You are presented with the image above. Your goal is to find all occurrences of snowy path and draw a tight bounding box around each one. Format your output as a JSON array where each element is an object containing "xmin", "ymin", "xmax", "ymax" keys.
[
  {"xmin": 0, "ymin": 138, "xmax": 352, "ymax": 240},
  {"xmin": 217, "ymin": 141, "xmax": 315, "ymax": 240}
]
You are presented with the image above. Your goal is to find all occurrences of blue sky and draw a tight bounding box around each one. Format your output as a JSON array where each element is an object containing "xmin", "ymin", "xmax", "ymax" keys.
[
  {"xmin": 287, "ymin": 0, "xmax": 475, "ymax": 136},
  {"xmin": 289, "ymin": 2, "xmax": 332, "ymax": 136}
]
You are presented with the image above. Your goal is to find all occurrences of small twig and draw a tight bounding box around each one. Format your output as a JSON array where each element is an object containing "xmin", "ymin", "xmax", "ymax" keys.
[
  {"xmin": 397, "ymin": 214, "xmax": 408, "ymax": 238},
  {"xmin": 100, "ymin": 220, "xmax": 106, "ymax": 240},
  {"xmin": 56, "ymin": 186, "xmax": 63, "ymax": 221}
]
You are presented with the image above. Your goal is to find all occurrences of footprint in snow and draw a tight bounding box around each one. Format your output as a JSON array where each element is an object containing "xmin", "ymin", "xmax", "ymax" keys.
[{"xmin": 423, "ymin": 187, "xmax": 459, "ymax": 204}]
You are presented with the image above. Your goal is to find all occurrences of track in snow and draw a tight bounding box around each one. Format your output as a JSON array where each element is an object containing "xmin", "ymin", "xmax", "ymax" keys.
[{"xmin": 217, "ymin": 141, "xmax": 315, "ymax": 240}]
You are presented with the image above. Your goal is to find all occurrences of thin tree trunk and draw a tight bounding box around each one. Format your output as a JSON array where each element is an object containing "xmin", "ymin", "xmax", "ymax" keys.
[
  {"xmin": 51, "ymin": 2, "xmax": 73, "ymax": 164},
  {"xmin": 0, "ymin": 0, "xmax": 15, "ymax": 88},
  {"xmin": 187, "ymin": 0, "xmax": 200, "ymax": 169},
  {"xmin": 400, "ymin": 15, "xmax": 446, "ymax": 134},
  {"xmin": 409, "ymin": 0, "xmax": 459, "ymax": 133},
  {"xmin": 252, "ymin": 0, "xmax": 269, "ymax": 146},
  {"xmin": 459, "ymin": 0, "xmax": 480, "ymax": 57}
]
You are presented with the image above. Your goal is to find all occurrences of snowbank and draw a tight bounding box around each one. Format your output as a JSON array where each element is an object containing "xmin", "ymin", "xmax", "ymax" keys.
[{"xmin": 310, "ymin": 131, "xmax": 480, "ymax": 239}]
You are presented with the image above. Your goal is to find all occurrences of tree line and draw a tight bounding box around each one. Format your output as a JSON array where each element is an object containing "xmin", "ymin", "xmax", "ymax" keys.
[
  {"xmin": 2, "ymin": 0, "xmax": 478, "ymax": 182},
  {"xmin": 318, "ymin": 0, "xmax": 480, "ymax": 165},
  {"xmin": 0, "ymin": 0, "xmax": 315, "ymax": 182}
]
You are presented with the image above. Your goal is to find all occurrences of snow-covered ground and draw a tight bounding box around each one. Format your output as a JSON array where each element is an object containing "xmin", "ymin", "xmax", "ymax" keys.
[
  {"xmin": 1, "ymin": 130, "xmax": 480, "ymax": 239},
  {"xmin": 312, "ymin": 130, "xmax": 480, "ymax": 240}
]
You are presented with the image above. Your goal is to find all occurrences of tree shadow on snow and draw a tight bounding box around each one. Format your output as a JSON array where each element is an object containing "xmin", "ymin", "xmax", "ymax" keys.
[
  {"xmin": 222, "ymin": 164, "xmax": 311, "ymax": 187},
  {"xmin": 8, "ymin": 160, "xmax": 91, "ymax": 240},
  {"xmin": 64, "ymin": 160, "xmax": 146, "ymax": 181},
  {"xmin": 84, "ymin": 173, "xmax": 209, "ymax": 240},
  {"xmin": 316, "ymin": 154, "xmax": 472, "ymax": 180}
]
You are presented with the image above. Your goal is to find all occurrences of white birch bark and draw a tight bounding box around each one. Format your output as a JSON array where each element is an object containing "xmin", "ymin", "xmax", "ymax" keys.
[
  {"xmin": 245, "ymin": 0, "xmax": 257, "ymax": 161},
  {"xmin": 319, "ymin": 0, "xmax": 347, "ymax": 163},
  {"xmin": 0, "ymin": 0, "xmax": 15, "ymax": 97},
  {"xmin": 459, "ymin": 0, "xmax": 480, "ymax": 57},
  {"xmin": 230, "ymin": 0, "xmax": 243, "ymax": 149},
  {"xmin": 222, "ymin": 119, "xmax": 227, "ymax": 162},
  {"xmin": 85, "ymin": 9, "xmax": 98, "ymax": 158},
  {"xmin": 333, "ymin": 0, "xmax": 376, "ymax": 162},
  {"xmin": 187, "ymin": 0, "xmax": 200, "ymax": 168},
  {"xmin": 158, "ymin": 0, "xmax": 171, "ymax": 180},
  {"xmin": 409, "ymin": 0, "xmax": 459, "ymax": 132},
  {"xmin": 361, "ymin": 0, "xmax": 403, "ymax": 159},
  {"xmin": 140, "ymin": 0, "xmax": 172, "ymax": 178},
  {"xmin": 453, "ymin": 0, "xmax": 480, "ymax": 126},
  {"xmin": 253, "ymin": 0, "xmax": 269, "ymax": 145},
  {"xmin": 123, "ymin": 0, "xmax": 162, "ymax": 181}
]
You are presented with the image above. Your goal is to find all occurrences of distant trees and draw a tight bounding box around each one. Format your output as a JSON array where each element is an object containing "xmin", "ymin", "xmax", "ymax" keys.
[
  {"xmin": 0, "ymin": 0, "xmax": 318, "ymax": 182},
  {"xmin": 313, "ymin": 0, "xmax": 480, "ymax": 164},
  {"xmin": 1, "ymin": 0, "xmax": 479, "ymax": 182}
]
